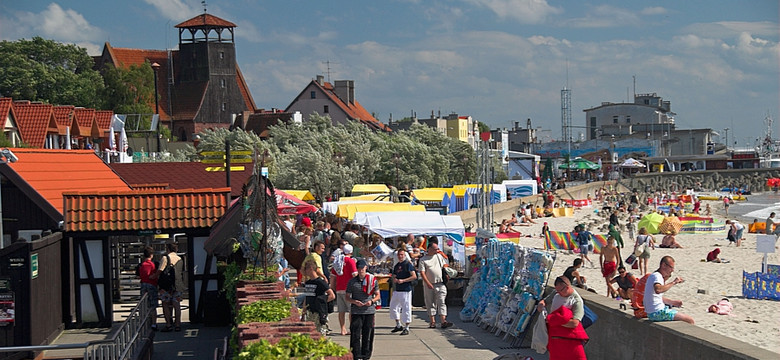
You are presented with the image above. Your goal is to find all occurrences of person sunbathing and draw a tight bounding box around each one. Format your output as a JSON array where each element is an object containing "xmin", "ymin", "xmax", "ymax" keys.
[
  {"xmin": 499, "ymin": 219, "xmax": 522, "ymax": 234},
  {"xmin": 659, "ymin": 230, "xmax": 683, "ymax": 248}
]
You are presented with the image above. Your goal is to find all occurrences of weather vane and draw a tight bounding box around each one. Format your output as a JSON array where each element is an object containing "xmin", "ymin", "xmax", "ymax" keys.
[{"xmin": 202, "ymin": 0, "xmax": 207, "ymax": 13}]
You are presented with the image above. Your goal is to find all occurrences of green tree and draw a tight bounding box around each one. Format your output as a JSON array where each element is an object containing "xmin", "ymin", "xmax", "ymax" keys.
[
  {"xmin": 101, "ymin": 62, "xmax": 154, "ymax": 114},
  {"xmin": 0, "ymin": 37, "xmax": 104, "ymax": 108}
]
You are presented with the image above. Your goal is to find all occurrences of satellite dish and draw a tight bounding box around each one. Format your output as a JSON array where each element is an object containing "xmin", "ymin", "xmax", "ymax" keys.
[{"xmin": 126, "ymin": 147, "xmax": 134, "ymax": 157}]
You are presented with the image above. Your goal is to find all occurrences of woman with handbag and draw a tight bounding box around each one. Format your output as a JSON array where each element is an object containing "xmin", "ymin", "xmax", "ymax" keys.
[{"xmin": 634, "ymin": 227, "xmax": 655, "ymax": 275}]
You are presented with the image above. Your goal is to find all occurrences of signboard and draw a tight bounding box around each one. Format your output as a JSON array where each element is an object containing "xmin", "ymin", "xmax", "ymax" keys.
[
  {"xmin": 0, "ymin": 277, "xmax": 9, "ymax": 291},
  {"xmin": 31, "ymin": 253, "xmax": 38, "ymax": 279},
  {"xmin": 261, "ymin": 167, "xmax": 268, "ymax": 177},
  {"xmin": 756, "ymin": 235, "xmax": 776, "ymax": 254},
  {"xmin": 0, "ymin": 292, "xmax": 14, "ymax": 325}
]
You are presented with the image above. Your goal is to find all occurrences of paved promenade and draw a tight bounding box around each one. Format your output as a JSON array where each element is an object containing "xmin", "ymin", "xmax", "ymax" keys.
[
  {"xmin": 326, "ymin": 306, "xmax": 545, "ymax": 360},
  {"xmin": 47, "ymin": 301, "xmax": 546, "ymax": 360}
]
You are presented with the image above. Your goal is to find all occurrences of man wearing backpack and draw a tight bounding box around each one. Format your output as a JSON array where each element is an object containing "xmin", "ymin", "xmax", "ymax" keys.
[{"xmin": 156, "ymin": 243, "xmax": 184, "ymax": 332}]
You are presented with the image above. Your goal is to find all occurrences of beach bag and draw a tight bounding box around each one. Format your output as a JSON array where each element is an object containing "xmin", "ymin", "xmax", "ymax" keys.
[
  {"xmin": 581, "ymin": 304, "xmax": 597, "ymax": 329},
  {"xmin": 158, "ymin": 255, "xmax": 176, "ymax": 291},
  {"xmin": 625, "ymin": 254, "xmax": 637, "ymax": 266},
  {"xmin": 531, "ymin": 309, "xmax": 548, "ymax": 354}
]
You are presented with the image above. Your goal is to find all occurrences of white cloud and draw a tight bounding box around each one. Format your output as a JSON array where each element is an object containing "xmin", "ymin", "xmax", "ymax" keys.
[
  {"xmin": 683, "ymin": 21, "xmax": 779, "ymax": 39},
  {"xmin": 563, "ymin": 5, "xmax": 640, "ymax": 28},
  {"xmin": 142, "ymin": 0, "xmax": 200, "ymax": 22},
  {"xmin": 464, "ymin": 0, "xmax": 562, "ymax": 24},
  {"xmin": 0, "ymin": 3, "xmax": 103, "ymax": 54},
  {"xmin": 641, "ymin": 7, "xmax": 668, "ymax": 16}
]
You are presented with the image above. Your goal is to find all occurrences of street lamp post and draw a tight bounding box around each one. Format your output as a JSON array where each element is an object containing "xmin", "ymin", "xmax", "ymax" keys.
[
  {"xmin": 392, "ymin": 153, "xmax": 401, "ymax": 188},
  {"xmin": 151, "ymin": 62, "xmax": 161, "ymax": 153}
]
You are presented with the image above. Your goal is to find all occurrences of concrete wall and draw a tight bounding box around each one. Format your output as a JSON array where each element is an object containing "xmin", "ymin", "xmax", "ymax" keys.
[
  {"xmin": 626, "ymin": 168, "xmax": 780, "ymax": 194},
  {"xmin": 579, "ymin": 289, "xmax": 776, "ymax": 359},
  {"xmin": 453, "ymin": 181, "xmax": 629, "ymax": 231}
]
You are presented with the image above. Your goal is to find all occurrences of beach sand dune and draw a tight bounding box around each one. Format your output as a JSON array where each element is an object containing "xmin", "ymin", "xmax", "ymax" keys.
[{"xmin": 508, "ymin": 197, "xmax": 780, "ymax": 354}]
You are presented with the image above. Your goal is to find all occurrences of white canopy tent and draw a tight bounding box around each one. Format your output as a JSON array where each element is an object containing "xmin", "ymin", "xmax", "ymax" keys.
[{"xmin": 352, "ymin": 211, "xmax": 467, "ymax": 265}]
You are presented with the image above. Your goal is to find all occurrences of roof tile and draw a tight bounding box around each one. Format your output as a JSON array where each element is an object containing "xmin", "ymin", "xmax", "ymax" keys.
[
  {"xmin": 110, "ymin": 162, "xmax": 251, "ymax": 198},
  {"xmin": 175, "ymin": 14, "xmax": 237, "ymax": 28},
  {"xmin": 3, "ymin": 149, "xmax": 131, "ymax": 215},
  {"xmin": 13, "ymin": 101, "xmax": 56, "ymax": 148},
  {"xmin": 63, "ymin": 187, "xmax": 230, "ymax": 232}
]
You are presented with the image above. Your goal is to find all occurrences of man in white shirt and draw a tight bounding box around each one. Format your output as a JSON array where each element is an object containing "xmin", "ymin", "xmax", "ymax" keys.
[{"xmin": 643, "ymin": 256, "xmax": 694, "ymax": 324}]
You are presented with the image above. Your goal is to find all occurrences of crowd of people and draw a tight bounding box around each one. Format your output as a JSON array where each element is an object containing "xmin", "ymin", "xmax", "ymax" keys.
[{"xmin": 281, "ymin": 211, "xmax": 457, "ymax": 360}]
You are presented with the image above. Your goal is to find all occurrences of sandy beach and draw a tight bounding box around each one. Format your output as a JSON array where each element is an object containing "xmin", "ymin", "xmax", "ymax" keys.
[{"xmin": 504, "ymin": 195, "xmax": 780, "ymax": 354}]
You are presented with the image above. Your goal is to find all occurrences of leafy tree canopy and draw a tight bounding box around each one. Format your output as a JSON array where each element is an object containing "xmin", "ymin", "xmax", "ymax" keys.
[
  {"xmin": 0, "ymin": 37, "xmax": 104, "ymax": 108},
  {"xmin": 101, "ymin": 62, "xmax": 154, "ymax": 114}
]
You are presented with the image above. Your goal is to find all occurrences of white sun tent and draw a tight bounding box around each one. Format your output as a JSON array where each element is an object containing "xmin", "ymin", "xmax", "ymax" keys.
[{"xmin": 352, "ymin": 211, "xmax": 466, "ymax": 264}]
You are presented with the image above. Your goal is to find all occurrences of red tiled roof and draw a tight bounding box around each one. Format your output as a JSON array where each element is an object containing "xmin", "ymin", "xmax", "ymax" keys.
[
  {"xmin": 103, "ymin": 44, "xmax": 172, "ymax": 120},
  {"xmin": 0, "ymin": 98, "xmax": 13, "ymax": 124},
  {"xmin": 95, "ymin": 110, "xmax": 113, "ymax": 131},
  {"xmin": 53, "ymin": 106, "xmax": 74, "ymax": 135},
  {"xmin": 175, "ymin": 14, "xmax": 237, "ymax": 28},
  {"xmin": 109, "ymin": 162, "xmax": 252, "ymax": 198},
  {"xmin": 73, "ymin": 107, "xmax": 97, "ymax": 137},
  {"xmin": 13, "ymin": 101, "xmax": 56, "ymax": 148},
  {"xmin": 2, "ymin": 149, "xmax": 131, "ymax": 214},
  {"xmin": 235, "ymin": 64, "xmax": 257, "ymax": 111},
  {"xmin": 63, "ymin": 187, "xmax": 230, "ymax": 232},
  {"xmin": 295, "ymin": 80, "xmax": 390, "ymax": 132}
]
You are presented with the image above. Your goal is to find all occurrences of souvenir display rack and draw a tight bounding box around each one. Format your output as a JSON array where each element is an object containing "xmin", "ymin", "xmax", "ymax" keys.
[{"xmin": 459, "ymin": 240, "xmax": 555, "ymax": 345}]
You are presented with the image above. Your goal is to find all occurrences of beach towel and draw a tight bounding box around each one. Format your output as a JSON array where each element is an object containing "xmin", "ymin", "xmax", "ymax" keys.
[
  {"xmin": 708, "ymin": 298, "xmax": 733, "ymax": 315},
  {"xmin": 631, "ymin": 274, "xmax": 651, "ymax": 318},
  {"xmin": 544, "ymin": 231, "xmax": 607, "ymax": 253}
]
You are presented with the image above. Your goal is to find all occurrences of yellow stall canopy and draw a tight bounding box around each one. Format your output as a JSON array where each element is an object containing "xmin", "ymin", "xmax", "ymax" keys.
[
  {"xmin": 280, "ymin": 190, "xmax": 314, "ymax": 201},
  {"xmin": 336, "ymin": 203, "xmax": 426, "ymax": 220},
  {"xmin": 351, "ymin": 184, "xmax": 389, "ymax": 196},
  {"xmin": 339, "ymin": 194, "xmax": 391, "ymax": 201},
  {"xmin": 410, "ymin": 188, "xmax": 447, "ymax": 202}
]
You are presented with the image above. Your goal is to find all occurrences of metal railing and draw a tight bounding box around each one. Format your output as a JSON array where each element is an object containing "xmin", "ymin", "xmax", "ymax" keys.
[
  {"xmin": 0, "ymin": 293, "xmax": 153, "ymax": 360},
  {"xmin": 85, "ymin": 293, "xmax": 154, "ymax": 360}
]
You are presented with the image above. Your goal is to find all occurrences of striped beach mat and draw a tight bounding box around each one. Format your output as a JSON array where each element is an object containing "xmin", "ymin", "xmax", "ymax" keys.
[{"xmin": 544, "ymin": 231, "xmax": 607, "ymax": 253}]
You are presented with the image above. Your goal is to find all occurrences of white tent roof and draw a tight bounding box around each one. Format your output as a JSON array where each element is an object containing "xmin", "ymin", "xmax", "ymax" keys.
[
  {"xmin": 620, "ymin": 157, "xmax": 646, "ymax": 168},
  {"xmin": 352, "ymin": 211, "xmax": 465, "ymax": 243}
]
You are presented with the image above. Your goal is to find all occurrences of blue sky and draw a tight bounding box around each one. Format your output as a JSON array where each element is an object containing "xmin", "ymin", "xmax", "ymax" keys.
[{"xmin": 1, "ymin": 1, "xmax": 778, "ymax": 146}]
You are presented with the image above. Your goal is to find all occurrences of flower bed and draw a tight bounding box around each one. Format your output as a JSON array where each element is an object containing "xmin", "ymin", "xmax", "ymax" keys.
[{"xmin": 231, "ymin": 277, "xmax": 352, "ymax": 359}]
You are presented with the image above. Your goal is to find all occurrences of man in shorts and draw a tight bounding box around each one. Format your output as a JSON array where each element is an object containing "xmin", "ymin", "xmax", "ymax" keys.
[
  {"xmin": 330, "ymin": 244, "xmax": 358, "ymax": 335},
  {"xmin": 599, "ymin": 235, "xmax": 620, "ymax": 298},
  {"xmin": 643, "ymin": 256, "xmax": 694, "ymax": 324}
]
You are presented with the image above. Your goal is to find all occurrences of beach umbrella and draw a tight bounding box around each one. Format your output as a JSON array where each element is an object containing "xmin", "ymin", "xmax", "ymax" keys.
[
  {"xmin": 558, "ymin": 157, "xmax": 601, "ymax": 170},
  {"xmin": 619, "ymin": 158, "xmax": 645, "ymax": 168},
  {"xmin": 109, "ymin": 126, "xmax": 116, "ymax": 150},
  {"xmin": 275, "ymin": 190, "xmax": 318, "ymax": 215},
  {"xmin": 638, "ymin": 213, "xmax": 665, "ymax": 234},
  {"xmin": 658, "ymin": 216, "xmax": 683, "ymax": 235}
]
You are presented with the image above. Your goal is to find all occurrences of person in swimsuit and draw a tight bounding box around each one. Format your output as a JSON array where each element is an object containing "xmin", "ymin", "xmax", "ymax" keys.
[
  {"xmin": 659, "ymin": 229, "xmax": 683, "ymax": 248},
  {"xmin": 599, "ymin": 235, "xmax": 620, "ymax": 298}
]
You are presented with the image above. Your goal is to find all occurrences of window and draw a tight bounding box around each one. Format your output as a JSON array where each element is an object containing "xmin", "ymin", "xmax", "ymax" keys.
[
  {"xmin": 626, "ymin": 116, "xmax": 631, "ymax": 123},
  {"xmin": 324, "ymin": 105, "xmax": 329, "ymax": 113},
  {"xmin": 613, "ymin": 116, "xmax": 618, "ymax": 124},
  {"xmin": 219, "ymin": 51, "xmax": 224, "ymax": 59},
  {"xmin": 220, "ymin": 79, "xmax": 226, "ymax": 88},
  {"xmin": 310, "ymin": 91, "xmax": 316, "ymax": 99},
  {"xmin": 221, "ymin": 102, "xmax": 227, "ymax": 111}
]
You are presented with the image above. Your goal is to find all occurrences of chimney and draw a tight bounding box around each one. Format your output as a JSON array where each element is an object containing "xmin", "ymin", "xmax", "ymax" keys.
[
  {"xmin": 334, "ymin": 80, "xmax": 354, "ymax": 104},
  {"xmin": 316, "ymin": 75, "xmax": 324, "ymax": 85},
  {"xmin": 514, "ymin": 121, "xmax": 519, "ymax": 130}
]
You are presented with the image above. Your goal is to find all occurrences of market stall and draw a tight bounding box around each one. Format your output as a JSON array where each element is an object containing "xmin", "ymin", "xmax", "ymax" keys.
[{"xmin": 352, "ymin": 210, "xmax": 466, "ymax": 267}]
